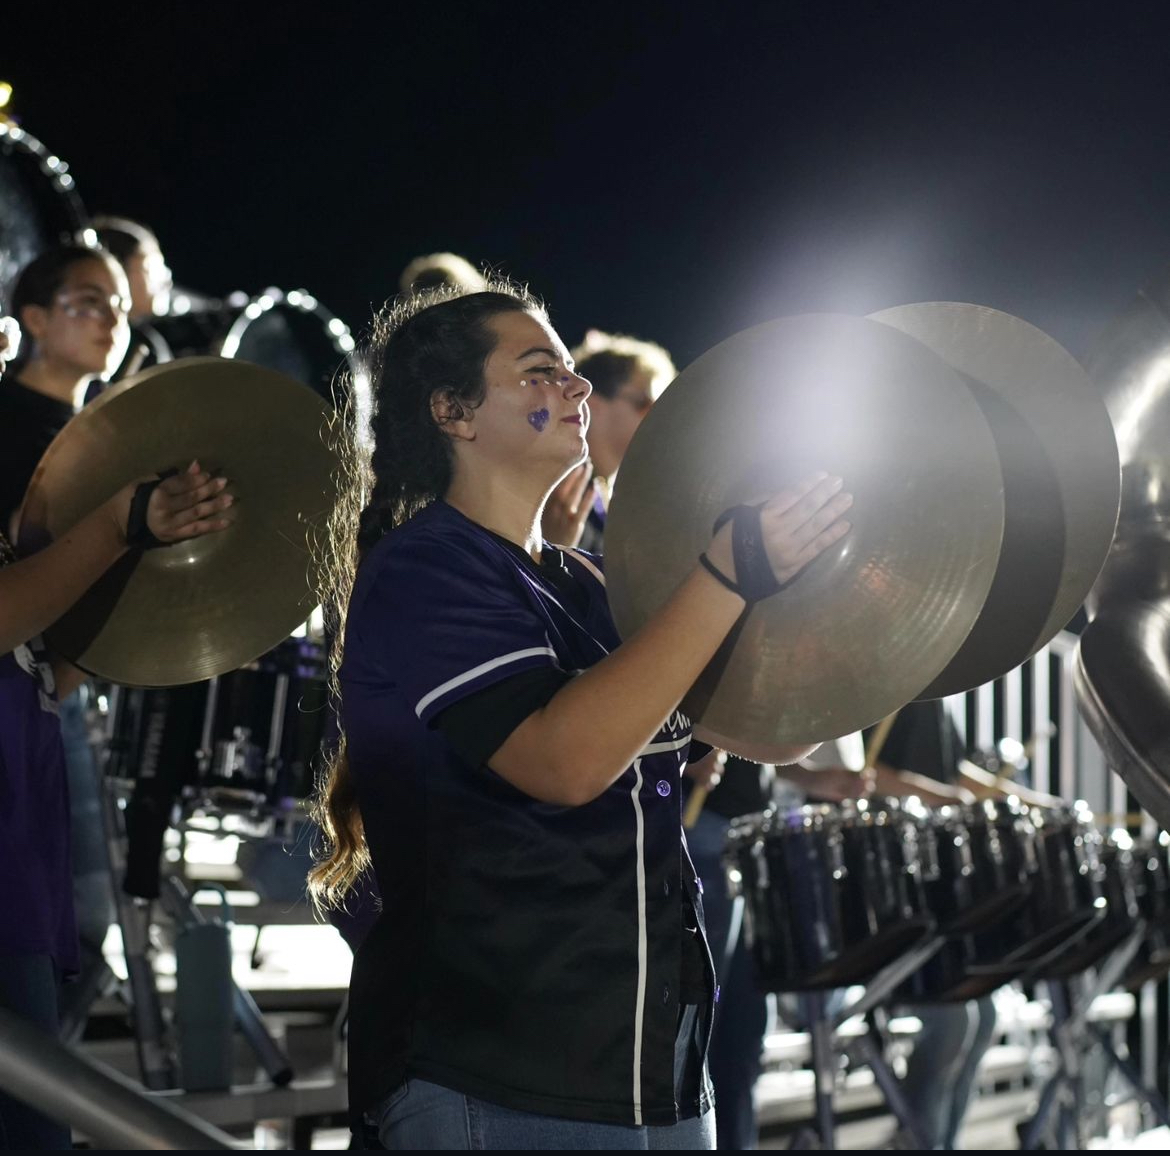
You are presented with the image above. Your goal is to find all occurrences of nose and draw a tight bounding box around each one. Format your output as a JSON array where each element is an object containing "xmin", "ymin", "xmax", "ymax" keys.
[
  {"xmin": 565, "ymin": 370, "xmax": 592, "ymax": 402},
  {"xmin": 101, "ymin": 306, "xmax": 126, "ymax": 332}
]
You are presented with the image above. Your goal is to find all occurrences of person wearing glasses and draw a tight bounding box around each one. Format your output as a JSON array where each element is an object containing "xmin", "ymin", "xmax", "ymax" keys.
[
  {"xmin": 0, "ymin": 244, "xmax": 136, "ymax": 1043},
  {"xmin": 542, "ymin": 330, "xmax": 676, "ymax": 553},
  {"xmin": 0, "ymin": 246, "xmax": 132, "ymax": 538},
  {"xmin": 0, "ymin": 309, "xmax": 234, "ymax": 1148}
]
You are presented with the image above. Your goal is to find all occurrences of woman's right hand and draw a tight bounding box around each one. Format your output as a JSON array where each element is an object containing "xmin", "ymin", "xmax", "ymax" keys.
[{"xmin": 705, "ymin": 473, "xmax": 853, "ymax": 593}]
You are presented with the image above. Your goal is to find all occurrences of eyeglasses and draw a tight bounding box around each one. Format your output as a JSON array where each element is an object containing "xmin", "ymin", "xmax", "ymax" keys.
[
  {"xmin": 616, "ymin": 390, "xmax": 655, "ymax": 415},
  {"xmin": 54, "ymin": 289, "xmax": 131, "ymax": 324}
]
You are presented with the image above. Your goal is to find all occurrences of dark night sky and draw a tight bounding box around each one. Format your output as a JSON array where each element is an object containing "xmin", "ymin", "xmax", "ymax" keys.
[{"xmin": 6, "ymin": 1, "xmax": 1170, "ymax": 366}]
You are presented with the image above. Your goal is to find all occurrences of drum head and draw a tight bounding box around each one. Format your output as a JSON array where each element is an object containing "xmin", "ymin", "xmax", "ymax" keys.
[
  {"xmin": 0, "ymin": 123, "xmax": 88, "ymax": 305},
  {"xmin": 220, "ymin": 290, "xmax": 357, "ymax": 406}
]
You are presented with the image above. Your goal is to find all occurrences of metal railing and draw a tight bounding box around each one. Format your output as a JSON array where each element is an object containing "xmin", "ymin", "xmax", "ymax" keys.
[{"xmin": 0, "ymin": 1007, "xmax": 236, "ymax": 1150}]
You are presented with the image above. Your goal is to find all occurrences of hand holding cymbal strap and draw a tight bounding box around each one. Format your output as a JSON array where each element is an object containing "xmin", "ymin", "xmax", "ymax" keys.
[{"xmin": 125, "ymin": 470, "xmax": 179, "ymax": 550}]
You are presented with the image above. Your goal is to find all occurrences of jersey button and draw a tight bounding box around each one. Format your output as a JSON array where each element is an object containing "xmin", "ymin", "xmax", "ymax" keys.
[
  {"xmin": 656, "ymin": 780, "xmax": 671, "ymax": 797},
  {"xmin": 662, "ymin": 983, "xmax": 671, "ymax": 1005},
  {"xmin": 663, "ymin": 878, "xmax": 671, "ymax": 897}
]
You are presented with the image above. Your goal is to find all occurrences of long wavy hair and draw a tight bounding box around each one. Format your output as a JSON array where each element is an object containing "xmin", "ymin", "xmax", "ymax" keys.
[{"xmin": 307, "ymin": 279, "xmax": 545, "ymax": 912}]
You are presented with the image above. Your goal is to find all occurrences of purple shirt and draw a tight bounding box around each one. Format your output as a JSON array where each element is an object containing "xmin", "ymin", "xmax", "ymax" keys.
[{"xmin": 0, "ymin": 537, "xmax": 78, "ymax": 976}]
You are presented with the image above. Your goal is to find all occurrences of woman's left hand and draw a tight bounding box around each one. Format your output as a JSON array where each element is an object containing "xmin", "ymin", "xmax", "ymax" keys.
[
  {"xmin": 145, "ymin": 461, "xmax": 234, "ymax": 542},
  {"xmin": 542, "ymin": 461, "xmax": 596, "ymax": 548},
  {"xmin": 107, "ymin": 460, "xmax": 235, "ymax": 546}
]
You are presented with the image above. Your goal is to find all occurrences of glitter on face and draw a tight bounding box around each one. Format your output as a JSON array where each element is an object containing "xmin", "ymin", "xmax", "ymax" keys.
[{"xmin": 527, "ymin": 408, "xmax": 551, "ymax": 432}]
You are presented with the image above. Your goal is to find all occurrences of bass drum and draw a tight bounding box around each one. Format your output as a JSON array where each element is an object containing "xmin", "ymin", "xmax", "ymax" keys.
[
  {"xmin": 0, "ymin": 122, "xmax": 89, "ymax": 305},
  {"xmin": 150, "ymin": 287, "xmax": 359, "ymax": 406}
]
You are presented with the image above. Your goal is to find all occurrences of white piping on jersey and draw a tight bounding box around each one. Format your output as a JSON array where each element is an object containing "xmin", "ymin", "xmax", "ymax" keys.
[
  {"xmin": 629, "ymin": 755, "xmax": 648, "ymax": 1126},
  {"xmin": 414, "ymin": 647, "xmax": 558, "ymax": 718},
  {"xmin": 564, "ymin": 548, "xmax": 606, "ymax": 586},
  {"xmin": 640, "ymin": 734, "xmax": 693, "ymax": 757}
]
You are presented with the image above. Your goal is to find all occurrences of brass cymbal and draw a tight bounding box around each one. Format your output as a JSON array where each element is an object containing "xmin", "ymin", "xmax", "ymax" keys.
[
  {"xmin": 604, "ymin": 313, "xmax": 1006, "ymax": 748},
  {"xmin": 1076, "ymin": 593, "xmax": 1170, "ymax": 832},
  {"xmin": 1075, "ymin": 269, "xmax": 1170, "ymax": 830},
  {"xmin": 1082, "ymin": 266, "xmax": 1170, "ymax": 539},
  {"xmin": 19, "ymin": 357, "xmax": 337, "ymax": 687},
  {"xmin": 870, "ymin": 304, "xmax": 1121, "ymax": 699}
]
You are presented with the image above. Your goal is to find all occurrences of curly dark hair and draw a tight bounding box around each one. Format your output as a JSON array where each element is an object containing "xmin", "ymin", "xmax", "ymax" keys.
[{"xmin": 308, "ymin": 278, "xmax": 546, "ymax": 911}]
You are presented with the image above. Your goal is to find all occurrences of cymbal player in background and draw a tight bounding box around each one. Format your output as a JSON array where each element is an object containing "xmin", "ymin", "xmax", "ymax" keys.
[
  {"xmin": 0, "ymin": 310, "xmax": 236, "ymax": 1148},
  {"xmin": 0, "ymin": 244, "xmax": 141, "ymax": 1036},
  {"xmin": 91, "ymin": 216, "xmax": 172, "ymax": 325},
  {"xmin": 542, "ymin": 329, "xmax": 675, "ymax": 555}
]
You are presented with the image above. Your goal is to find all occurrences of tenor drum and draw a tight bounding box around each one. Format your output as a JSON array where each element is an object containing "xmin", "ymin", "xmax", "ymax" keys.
[
  {"xmin": 726, "ymin": 797, "xmax": 937, "ymax": 991},
  {"xmin": 997, "ymin": 803, "xmax": 1106, "ymax": 962},
  {"xmin": 0, "ymin": 122, "xmax": 88, "ymax": 304},
  {"xmin": 150, "ymin": 287, "xmax": 358, "ymax": 405},
  {"xmin": 925, "ymin": 798, "xmax": 1037, "ymax": 935},
  {"xmin": 901, "ymin": 802, "xmax": 1109, "ymax": 1002},
  {"xmin": 1123, "ymin": 831, "xmax": 1170, "ymax": 989},
  {"xmin": 1034, "ymin": 829, "xmax": 1141, "ymax": 979},
  {"xmin": 105, "ymin": 634, "xmax": 329, "ymax": 809}
]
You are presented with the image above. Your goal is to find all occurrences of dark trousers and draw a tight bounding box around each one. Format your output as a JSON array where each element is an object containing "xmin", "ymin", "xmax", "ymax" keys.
[{"xmin": 688, "ymin": 809, "xmax": 768, "ymax": 1150}]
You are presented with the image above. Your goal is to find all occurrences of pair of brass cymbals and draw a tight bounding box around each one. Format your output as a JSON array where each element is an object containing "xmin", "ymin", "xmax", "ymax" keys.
[
  {"xmin": 606, "ymin": 306, "xmax": 1120, "ymax": 751},
  {"xmin": 19, "ymin": 357, "xmax": 338, "ymax": 687}
]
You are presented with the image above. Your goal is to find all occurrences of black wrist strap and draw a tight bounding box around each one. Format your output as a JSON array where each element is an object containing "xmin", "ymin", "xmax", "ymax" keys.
[
  {"xmin": 698, "ymin": 552, "xmax": 745, "ymax": 599},
  {"xmin": 710, "ymin": 503, "xmax": 785, "ymax": 603},
  {"xmin": 126, "ymin": 469, "xmax": 178, "ymax": 550}
]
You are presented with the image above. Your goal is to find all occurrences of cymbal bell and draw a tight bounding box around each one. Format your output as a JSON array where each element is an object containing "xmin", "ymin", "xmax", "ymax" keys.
[
  {"xmin": 19, "ymin": 357, "xmax": 338, "ymax": 687},
  {"xmin": 604, "ymin": 313, "xmax": 1006, "ymax": 748},
  {"xmin": 870, "ymin": 303, "xmax": 1120, "ymax": 698}
]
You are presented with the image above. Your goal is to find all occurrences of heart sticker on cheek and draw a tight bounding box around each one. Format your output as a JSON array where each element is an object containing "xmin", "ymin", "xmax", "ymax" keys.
[{"xmin": 527, "ymin": 408, "xmax": 551, "ymax": 432}]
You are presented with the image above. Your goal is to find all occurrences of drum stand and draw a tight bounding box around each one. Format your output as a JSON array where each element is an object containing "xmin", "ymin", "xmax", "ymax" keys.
[
  {"xmin": 1019, "ymin": 923, "xmax": 1170, "ymax": 1149},
  {"xmin": 96, "ymin": 774, "xmax": 295, "ymax": 1091},
  {"xmin": 786, "ymin": 933, "xmax": 946, "ymax": 1150}
]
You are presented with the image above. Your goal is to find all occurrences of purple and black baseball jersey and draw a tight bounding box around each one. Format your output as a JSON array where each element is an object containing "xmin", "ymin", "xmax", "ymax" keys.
[
  {"xmin": 0, "ymin": 535, "xmax": 78, "ymax": 977},
  {"xmin": 341, "ymin": 500, "xmax": 714, "ymax": 1127}
]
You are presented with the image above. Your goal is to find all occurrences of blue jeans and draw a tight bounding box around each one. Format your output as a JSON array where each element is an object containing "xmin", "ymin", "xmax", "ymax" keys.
[
  {"xmin": 687, "ymin": 808, "xmax": 768, "ymax": 1150},
  {"xmin": 375, "ymin": 1078, "xmax": 715, "ymax": 1150},
  {"xmin": 899, "ymin": 996, "xmax": 997, "ymax": 1149},
  {"xmin": 59, "ymin": 688, "xmax": 116, "ymax": 950}
]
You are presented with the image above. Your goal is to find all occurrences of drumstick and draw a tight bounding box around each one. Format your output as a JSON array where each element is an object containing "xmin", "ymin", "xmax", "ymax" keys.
[
  {"xmin": 683, "ymin": 784, "xmax": 709, "ymax": 830},
  {"xmin": 864, "ymin": 711, "xmax": 900, "ymax": 770},
  {"xmin": 117, "ymin": 342, "xmax": 151, "ymax": 382}
]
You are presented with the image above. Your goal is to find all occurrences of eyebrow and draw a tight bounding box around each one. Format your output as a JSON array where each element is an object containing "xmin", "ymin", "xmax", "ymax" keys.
[
  {"xmin": 516, "ymin": 346, "xmax": 562, "ymax": 363},
  {"xmin": 68, "ymin": 282, "xmax": 113, "ymax": 294}
]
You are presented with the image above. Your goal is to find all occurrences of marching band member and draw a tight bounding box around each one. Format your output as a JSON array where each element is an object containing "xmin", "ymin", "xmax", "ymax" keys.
[
  {"xmin": 90, "ymin": 216, "xmax": 173, "ymax": 324},
  {"xmin": 309, "ymin": 280, "xmax": 853, "ymax": 1149},
  {"xmin": 542, "ymin": 330, "xmax": 676, "ymax": 554},
  {"xmin": 0, "ymin": 313, "xmax": 234, "ymax": 1148}
]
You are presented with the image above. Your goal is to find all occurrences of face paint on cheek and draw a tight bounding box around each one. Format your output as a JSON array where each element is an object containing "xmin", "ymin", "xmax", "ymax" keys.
[{"xmin": 527, "ymin": 408, "xmax": 551, "ymax": 432}]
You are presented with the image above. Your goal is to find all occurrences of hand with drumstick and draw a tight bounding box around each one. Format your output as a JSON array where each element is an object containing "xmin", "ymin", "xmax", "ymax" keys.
[{"xmin": 0, "ymin": 460, "xmax": 234, "ymax": 661}]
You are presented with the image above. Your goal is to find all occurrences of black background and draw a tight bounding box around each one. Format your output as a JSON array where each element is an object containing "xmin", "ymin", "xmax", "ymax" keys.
[{"xmin": 7, "ymin": 1, "xmax": 1170, "ymax": 365}]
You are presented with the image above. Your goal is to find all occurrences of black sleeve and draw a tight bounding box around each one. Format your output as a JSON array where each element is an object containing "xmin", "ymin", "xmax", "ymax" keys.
[
  {"xmin": 687, "ymin": 739, "xmax": 714, "ymax": 764},
  {"xmin": 433, "ymin": 666, "xmax": 573, "ymax": 768}
]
